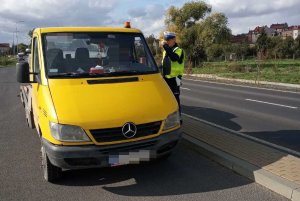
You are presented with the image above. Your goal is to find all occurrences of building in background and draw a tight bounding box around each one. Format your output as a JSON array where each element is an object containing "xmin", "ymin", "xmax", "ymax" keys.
[
  {"xmin": 247, "ymin": 26, "xmax": 276, "ymax": 43},
  {"xmin": 282, "ymin": 27, "xmax": 293, "ymax": 39},
  {"xmin": 270, "ymin": 23, "xmax": 288, "ymax": 36},
  {"xmin": 233, "ymin": 23, "xmax": 300, "ymax": 44},
  {"xmin": 0, "ymin": 43, "xmax": 10, "ymax": 55},
  {"xmin": 292, "ymin": 26, "xmax": 300, "ymax": 40},
  {"xmin": 231, "ymin": 33, "xmax": 249, "ymax": 43}
]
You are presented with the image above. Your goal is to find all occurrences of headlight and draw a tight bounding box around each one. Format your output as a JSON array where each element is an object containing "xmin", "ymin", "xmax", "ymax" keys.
[
  {"xmin": 163, "ymin": 111, "xmax": 180, "ymax": 131},
  {"xmin": 49, "ymin": 122, "xmax": 91, "ymax": 142}
]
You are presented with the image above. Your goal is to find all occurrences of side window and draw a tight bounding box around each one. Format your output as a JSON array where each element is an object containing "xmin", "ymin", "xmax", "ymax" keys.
[
  {"xmin": 134, "ymin": 36, "xmax": 146, "ymax": 62},
  {"xmin": 32, "ymin": 38, "xmax": 40, "ymax": 74},
  {"xmin": 133, "ymin": 36, "xmax": 155, "ymax": 69}
]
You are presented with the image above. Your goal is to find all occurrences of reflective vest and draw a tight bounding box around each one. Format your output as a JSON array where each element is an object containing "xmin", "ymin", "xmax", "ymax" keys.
[{"xmin": 162, "ymin": 47, "xmax": 184, "ymax": 79}]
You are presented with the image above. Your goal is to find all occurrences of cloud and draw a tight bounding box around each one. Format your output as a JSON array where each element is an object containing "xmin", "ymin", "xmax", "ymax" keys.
[
  {"xmin": 208, "ymin": 0, "xmax": 300, "ymax": 18},
  {"xmin": 128, "ymin": 4, "xmax": 165, "ymax": 21},
  {"xmin": 0, "ymin": 0, "xmax": 120, "ymax": 43},
  {"xmin": 207, "ymin": 0, "xmax": 300, "ymax": 34},
  {"xmin": 1, "ymin": 0, "xmax": 300, "ymax": 44},
  {"xmin": 128, "ymin": 9, "xmax": 147, "ymax": 18},
  {"xmin": 127, "ymin": 4, "xmax": 166, "ymax": 37}
]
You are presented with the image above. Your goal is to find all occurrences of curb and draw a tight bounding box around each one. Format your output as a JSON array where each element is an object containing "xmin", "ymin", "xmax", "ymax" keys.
[
  {"xmin": 182, "ymin": 134, "xmax": 300, "ymax": 201},
  {"xmin": 184, "ymin": 74, "xmax": 300, "ymax": 92}
]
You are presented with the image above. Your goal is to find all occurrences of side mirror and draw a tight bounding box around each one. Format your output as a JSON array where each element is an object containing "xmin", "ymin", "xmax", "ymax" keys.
[
  {"xmin": 16, "ymin": 62, "xmax": 30, "ymax": 83},
  {"xmin": 25, "ymin": 48, "xmax": 31, "ymax": 54}
]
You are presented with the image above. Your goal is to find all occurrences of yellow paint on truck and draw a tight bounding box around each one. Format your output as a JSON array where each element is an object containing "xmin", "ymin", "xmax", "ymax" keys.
[{"xmin": 17, "ymin": 25, "xmax": 182, "ymax": 182}]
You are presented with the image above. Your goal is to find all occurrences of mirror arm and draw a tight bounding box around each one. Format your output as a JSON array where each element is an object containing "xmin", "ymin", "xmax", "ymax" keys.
[{"xmin": 29, "ymin": 72, "xmax": 39, "ymax": 75}]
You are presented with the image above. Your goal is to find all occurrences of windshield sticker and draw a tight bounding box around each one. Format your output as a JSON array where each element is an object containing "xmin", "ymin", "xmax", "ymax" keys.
[
  {"xmin": 107, "ymin": 34, "xmax": 116, "ymax": 39},
  {"xmin": 49, "ymin": 69, "xmax": 58, "ymax": 73}
]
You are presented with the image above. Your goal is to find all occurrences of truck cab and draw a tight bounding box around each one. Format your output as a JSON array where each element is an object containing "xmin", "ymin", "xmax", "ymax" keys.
[{"xmin": 17, "ymin": 25, "xmax": 182, "ymax": 182}]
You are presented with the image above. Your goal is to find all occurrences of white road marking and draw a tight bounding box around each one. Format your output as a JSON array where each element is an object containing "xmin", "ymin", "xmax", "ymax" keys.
[
  {"xmin": 183, "ymin": 78, "xmax": 300, "ymax": 95},
  {"xmin": 182, "ymin": 113, "xmax": 300, "ymax": 157},
  {"xmin": 181, "ymin": 87, "xmax": 191, "ymax": 91},
  {"xmin": 245, "ymin": 98, "xmax": 298, "ymax": 109}
]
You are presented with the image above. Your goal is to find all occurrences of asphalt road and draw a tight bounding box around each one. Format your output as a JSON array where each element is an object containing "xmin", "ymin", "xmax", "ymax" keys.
[
  {"xmin": 0, "ymin": 67, "xmax": 287, "ymax": 201},
  {"xmin": 181, "ymin": 78, "xmax": 300, "ymax": 152}
]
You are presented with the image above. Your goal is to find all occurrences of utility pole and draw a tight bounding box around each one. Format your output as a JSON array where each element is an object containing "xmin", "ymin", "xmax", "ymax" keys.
[
  {"xmin": 12, "ymin": 32, "xmax": 15, "ymax": 55},
  {"xmin": 15, "ymin": 20, "xmax": 24, "ymax": 54}
]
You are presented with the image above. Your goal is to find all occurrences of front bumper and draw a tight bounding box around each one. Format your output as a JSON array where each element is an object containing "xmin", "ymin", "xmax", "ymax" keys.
[{"xmin": 43, "ymin": 128, "xmax": 182, "ymax": 169}]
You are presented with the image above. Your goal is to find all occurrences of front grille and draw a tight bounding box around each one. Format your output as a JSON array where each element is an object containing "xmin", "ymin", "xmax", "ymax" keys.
[
  {"xmin": 100, "ymin": 140, "xmax": 158, "ymax": 154},
  {"xmin": 90, "ymin": 121, "xmax": 162, "ymax": 142}
]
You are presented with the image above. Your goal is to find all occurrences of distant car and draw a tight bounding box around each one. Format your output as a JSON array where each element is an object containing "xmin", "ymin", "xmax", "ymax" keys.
[{"xmin": 17, "ymin": 52, "xmax": 25, "ymax": 62}]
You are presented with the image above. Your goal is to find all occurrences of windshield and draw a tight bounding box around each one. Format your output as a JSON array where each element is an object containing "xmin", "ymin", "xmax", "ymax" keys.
[{"xmin": 42, "ymin": 32, "xmax": 158, "ymax": 78}]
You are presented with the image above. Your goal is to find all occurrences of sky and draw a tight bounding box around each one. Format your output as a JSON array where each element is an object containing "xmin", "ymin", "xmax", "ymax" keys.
[{"xmin": 0, "ymin": 0, "xmax": 300, "ymax": 45}]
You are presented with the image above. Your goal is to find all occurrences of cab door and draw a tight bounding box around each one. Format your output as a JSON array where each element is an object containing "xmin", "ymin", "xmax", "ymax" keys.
[{"xmin": 30, "ymin": 36, "xmax": 42, "ymax": 128}]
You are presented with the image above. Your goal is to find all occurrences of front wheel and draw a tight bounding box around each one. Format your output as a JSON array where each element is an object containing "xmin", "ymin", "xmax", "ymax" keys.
[
  {"xmin": 26, "ymin": 110, "xmax": 35, "ymax": 129},
  {"xmin": 41, "ymin": 145, "xmax": 62, "ymax": 182}
]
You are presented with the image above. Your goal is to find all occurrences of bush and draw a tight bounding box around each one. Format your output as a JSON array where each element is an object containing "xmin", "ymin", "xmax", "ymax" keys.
[
  {"xmin": 226, "ymin": 63, "xmax": 245, "ymax": 72},
  {"xmin": 0, "ymin": 56, "xmax": 15, "ymax": 67}
]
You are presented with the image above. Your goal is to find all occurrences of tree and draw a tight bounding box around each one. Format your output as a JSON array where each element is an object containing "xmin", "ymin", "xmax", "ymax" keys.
[
  {"xmin": 145, "ymin": 34, "xmax": 159, "ymax": 56},
  {"xmin": 294, "ymin": 36, "xmax": 300, "ymax": 59},
  {"xmin": 165, "ymin": 0, "xmax": 231, "ymax": 66},
  {"xmin": 17, "ymin": 43, "xmax": 28, "ymax": 53},
  {"xmin": 283, "ymin": 36, "xmax": 294, "ymax": 59},
  {"xmin": 269, "ymin": 36, "xmax": 282, "ymax": 59},
  {"xmin": 256, "ymin": 29, "xmax": 271, "ymax": 59},
  {"xmin": 28, "ymin": 29, "xmax": 33, "ymax": 38},
  {"xmin": 206, "ymin": 44, "xmax": 223, "ymax": 61},
  {"xmin": 225, "ymin": 43, "xmax": 249, "ymax": 61},
  {"xmin": 165, "ymin": 1, "xmax": 211, "ymax": 30}
]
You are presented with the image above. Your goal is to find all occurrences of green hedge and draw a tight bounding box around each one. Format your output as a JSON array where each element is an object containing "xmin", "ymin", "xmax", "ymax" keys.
[{"xmin": 191, "ymin": 59, "xmax": 300, "ymax": 84}]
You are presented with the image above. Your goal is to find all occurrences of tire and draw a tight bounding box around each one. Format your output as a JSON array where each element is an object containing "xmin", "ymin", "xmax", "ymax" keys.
[
  {"xmin": 20, "ymin": 92, "xmax": 25, "ymax": 108},
  {"xmin": 157, "ymin": 152, "xmax": 172, "ymax": 160},
  {"xmin": 41, "ymin": 145, "xmax": 62, "ymax": 182},
  {"xmin": 26, "ymin": 110, "xmax": 35, "ymax": 129}
]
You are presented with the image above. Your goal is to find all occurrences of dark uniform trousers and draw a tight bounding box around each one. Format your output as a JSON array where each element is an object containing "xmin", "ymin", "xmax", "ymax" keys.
[{"xmin": 164, "ymin": 77, "xmax": 181, "ymax": 113}]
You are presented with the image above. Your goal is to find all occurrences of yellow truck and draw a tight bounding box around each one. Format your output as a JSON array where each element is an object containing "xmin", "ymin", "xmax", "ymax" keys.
[{"xmin": 16, "ymin": 24, "xmax": 182, "ymax": 182}]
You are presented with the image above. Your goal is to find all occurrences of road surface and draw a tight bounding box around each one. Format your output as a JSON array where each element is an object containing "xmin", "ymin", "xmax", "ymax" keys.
[
  {"xmin": 0, "ymin": 67, "xmax": 288, "ymax": 201},
  {"xmin": 182, "ymin": 78, "xmax": 300, "ymax": 152}
]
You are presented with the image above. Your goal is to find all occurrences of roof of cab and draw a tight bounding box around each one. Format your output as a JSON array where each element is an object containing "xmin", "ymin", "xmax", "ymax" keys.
[{"xmin": 35, "ymin": 27, "xmax": 142, "ymax": 34}]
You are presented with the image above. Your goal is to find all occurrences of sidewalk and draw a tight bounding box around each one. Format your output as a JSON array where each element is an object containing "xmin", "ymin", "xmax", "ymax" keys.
[
  {"xmin": 185, "ymin": 74, "xmax": 300, "ymax": 91},
  {"xmin": 182, "ymin": 114, "xmax": 300, "ymax": 200}
]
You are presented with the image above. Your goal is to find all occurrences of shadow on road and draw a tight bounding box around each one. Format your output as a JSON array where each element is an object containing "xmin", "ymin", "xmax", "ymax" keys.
[
  {"xmin": 181, "ymin": 105, "xmax": 242, "ymax": 131},
  {"xmin": 245, "ymin": 130, "xmax": 300, "ymax": 152},
  {"xmin": 182, "ymin": 105, "xmax": 300, "ymax": 153},
  {"xmin": 55, "ymin": 143, "xmax": 252, "ymax": 196}
]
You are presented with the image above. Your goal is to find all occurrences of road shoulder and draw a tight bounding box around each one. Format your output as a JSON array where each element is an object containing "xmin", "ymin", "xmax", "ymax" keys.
[
  {"xmin": 185, "ymin": 74, "xmax": 300, "ymax": 92},
  {"xmin": 182, "ymin": 114, "xmax": 300, "ymax": 201}
]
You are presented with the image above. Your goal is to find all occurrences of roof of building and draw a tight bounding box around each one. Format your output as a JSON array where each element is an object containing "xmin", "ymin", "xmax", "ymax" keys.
[
  {"xmin": 291, "ymin": 25, "xmax": 300, "ymax": 30},
  {"xmin": 253, "ymin": 26, "xmax": 264, "ymax": 33},
  {"xmin": 0, "ymin": 43, "xmax": 9, "ymax": 48},
  {"xmin": 270, "ymin": 23, "xmax": 288, "ymax": 29}
]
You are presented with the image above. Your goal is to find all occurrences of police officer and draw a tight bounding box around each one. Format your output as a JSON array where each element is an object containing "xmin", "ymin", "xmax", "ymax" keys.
[{"xmin": 162, "ymin": 31, "xmax": 184, "ymax": 113}]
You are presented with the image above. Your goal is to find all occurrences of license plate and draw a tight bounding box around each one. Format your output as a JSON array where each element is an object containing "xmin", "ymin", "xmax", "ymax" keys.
[{"xmin": 108, "ymin": 150, "xmax": 151, "ymax": 166}]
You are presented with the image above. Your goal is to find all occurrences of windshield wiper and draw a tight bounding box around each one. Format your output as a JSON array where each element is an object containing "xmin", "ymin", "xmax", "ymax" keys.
[
  {"xmin": 105, "ymin": 71, "xmax": 156, "ymax": 76},
  {"xmin": 48, "ymin": 71, "xmax": 157, "ymax": 78},
  {"xmin": 48, "ymin": 72, "xmax": 90, "ymax": 78}
]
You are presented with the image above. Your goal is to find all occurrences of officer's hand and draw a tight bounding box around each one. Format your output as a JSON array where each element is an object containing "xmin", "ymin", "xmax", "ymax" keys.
[{"xmin": 161, "ymin": 40, "xmax": 167, "ymax": 46}]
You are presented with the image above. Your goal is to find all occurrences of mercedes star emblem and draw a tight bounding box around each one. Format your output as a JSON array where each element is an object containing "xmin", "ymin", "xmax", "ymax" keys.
[{"xmin": 122, "ymin": 122, "xmax": 137, "ymax": 139}]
